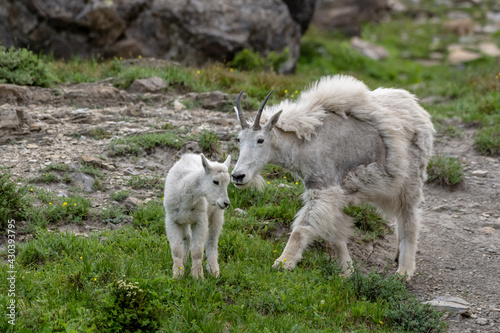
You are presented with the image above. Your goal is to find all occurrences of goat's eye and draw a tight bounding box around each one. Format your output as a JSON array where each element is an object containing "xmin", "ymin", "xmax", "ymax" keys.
[
  {"xmin": 257, "ymin": 138, "xmax": 264, "ymax": 144},
  {"xmin": 213, "ymin": 180, "xmax": 219, "ymax": 185},
  {"xmin": 236, "ymin": 138, "xmax": 240, "ymax": 142}
]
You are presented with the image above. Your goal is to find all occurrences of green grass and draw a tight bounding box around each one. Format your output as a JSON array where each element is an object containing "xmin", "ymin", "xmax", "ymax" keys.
[
  {"xmin": 344, "ymin": 204, "xmax": 389, "ymax": 241},
  {"xmin": 109, "ymin": 131, "xmax": 186, "ymax": 156},
  {"xmin": 0, "ymin": 217, "xmax": 446, "ymax": 333},
  {"xmin": 426, "ymin": 154, "xmax": 464, "ymax": 186},
  {"xmin": 199, "ymin": 129, "xmax": 221, "ymax": 155},
  {"xmin": 475, "ymin": 124, "xmax": 500, "ymax": 156},
  {"xmin": 30, "ymin": 172, "xmax": 59, "ymax": 184},
  {"xmin": 127, "ymin": 174, "xmax": 163, "ymax": 190}
]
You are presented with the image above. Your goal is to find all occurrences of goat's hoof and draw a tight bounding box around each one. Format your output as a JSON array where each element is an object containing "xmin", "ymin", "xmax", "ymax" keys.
[
  {"xmin": 191, "ymin": 267, "xmax": 204, "ymax": 280},
  {"xmin": 172, "ymin": 267, "xmax": 185, "ymax": 279},
  {"xmin": 206, "ymin": 263, "xmax": 220, "ymax": 278},
  {"xmin": 396, "ymin": 269, "xmax": 413, "ymax": 281},
  {"xmin": 272, "ymin": 258, "xmax": 294, "ymax": 271}
]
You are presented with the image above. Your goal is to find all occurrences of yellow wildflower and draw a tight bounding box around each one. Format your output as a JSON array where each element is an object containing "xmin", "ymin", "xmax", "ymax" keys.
[
  {"xmin": 197, "ymin": 70, "xmax": 200, "ymax": 74},
  {"xmin": 63, "ymin": 202, "xmax": 67, "ymax": 206},
  {"xmin": 49, "ymin": 203, "xmax": 52, "ymax": 205},
  {"xmin": 283, "ymin": 176, "xmax": 286, "ymax": 179},
  {"xmin": 138, "ymin": 55, "xmax": 142, "ymax": 59},
  {"xmin": 291, "ymin": 95, "xmax": 294, "ymax": 98},
  {"xmin": 267, "ymin": 181, "xmax": 270, "ymax": 184},
  {"xmin": 30, "ymin": 188, "xmax": 33, "ymax": 191},
  {"xmin": 119, "ymin": 57, "xmax": 123, "ymax": 61},
  {"xmin": 230, "ymin": 68, "xmax": 234, "ymax": 72},
  {"xmin": 80, "ymin": 256, "xmax": 82, "ymax": 260},
  {"xmin": 283, "ymin": 258, "xmax": 287, "ymax": 261},
  {"xmin": 295, "ymin": 90, "xmax": 298, "ymax": 94},
  {"xmin": 295, "ymin": 182, "xmax": 298, "ymax": 185},
  {"xmin": 273, "ymin": 250, "xmax": 277, "ymax": 253},
  {"xmin": 284, "ymin": 89, "xmax": 288, "ymax": 93}
]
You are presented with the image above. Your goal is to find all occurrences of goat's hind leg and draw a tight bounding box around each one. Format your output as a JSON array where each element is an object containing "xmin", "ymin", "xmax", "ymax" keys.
[
  {"xmin": 165, "ymin": 218, "xmax": 187, "ymax": 278},
  {"xmin": 396, "ymin": 203, "xmax": 421, "ymax": 280}
]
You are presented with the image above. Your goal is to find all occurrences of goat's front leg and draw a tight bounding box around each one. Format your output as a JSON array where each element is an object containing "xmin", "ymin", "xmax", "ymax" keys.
[
  {"xmin": 273, "ymin": 224, "xmax": 315, "ymax": 270},
  {"xmin": 206, "ymin": 209, "xmax": 224, "ymax": 277},
  {"xmin": 190, "ymin": 215, "xmax": 209, "ymax": 279},
  {"xmin": 165, "ymin": 218, "xmax": 186, "ymax": 278}
]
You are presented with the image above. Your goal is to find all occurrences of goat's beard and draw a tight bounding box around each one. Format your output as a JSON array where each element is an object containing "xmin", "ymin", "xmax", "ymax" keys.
[{"xmin": 234, "ymin": 174, "xmax": 266, "ymax": 191}]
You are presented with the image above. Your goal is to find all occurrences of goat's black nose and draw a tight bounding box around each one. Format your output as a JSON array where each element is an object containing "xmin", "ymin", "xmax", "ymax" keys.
[
  {"xmin": 232, "ymin": 174, "xmax": 245, "ymax": 182},
  {"xmin": 224, "ymin": 201, "xmax": 230, "ymax": 208}
]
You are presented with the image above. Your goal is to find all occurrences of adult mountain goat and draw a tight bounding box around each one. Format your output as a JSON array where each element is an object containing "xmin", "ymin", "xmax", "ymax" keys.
[
  {"xmin": 164, "ymin": 154, "xmax": 231, "ymax": 279},
  {"xmin": 232, "ymin": 75, "xmax": 435, "ymax": 279}
]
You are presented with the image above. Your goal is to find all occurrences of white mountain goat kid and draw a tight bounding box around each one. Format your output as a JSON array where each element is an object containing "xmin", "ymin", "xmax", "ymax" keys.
[
  {"xmin": 232, "ymin": 75, "xmax": 435, "ymax": 279},
  {"xmin": 164, "ymin": 153, "xmax": 231, "ymax": 279}
]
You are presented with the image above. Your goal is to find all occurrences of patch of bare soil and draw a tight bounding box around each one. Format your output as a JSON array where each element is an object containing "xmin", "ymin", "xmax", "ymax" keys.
[{"xmin": 1, "ymin": 84, "xmax": 499, "ymax": 332}]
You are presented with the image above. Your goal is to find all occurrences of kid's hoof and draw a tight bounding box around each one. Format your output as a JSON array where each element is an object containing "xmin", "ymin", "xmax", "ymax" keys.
[
  {"xmin": 172, "ymin": 266, "xmax": 185, "ymax": 278},
  {"xmin": 191, "ymin": 266, "xmax": 204, "ymax": 280},
  {"xmin": 206, "ymin": 263, "xmax": 220, "ymax": 278}
]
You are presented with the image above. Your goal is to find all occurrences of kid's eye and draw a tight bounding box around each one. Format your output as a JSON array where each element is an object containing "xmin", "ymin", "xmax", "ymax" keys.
[
  {"xmin": 257, "ymin": 138, "xmax": 264, "ymax": 144},
  {"xmin": 213, "ymin": 180, "xmax": 219, "ymax": 185}
]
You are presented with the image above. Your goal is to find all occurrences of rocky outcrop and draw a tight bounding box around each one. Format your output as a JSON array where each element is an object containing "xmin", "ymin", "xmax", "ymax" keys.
[
  {"xmin": 0, "ymin": 0, "xmax": 316, "ymax": 73},
  {"xmin": 311, "ymin": 0, "xmax": 392, "ymax": 36}
]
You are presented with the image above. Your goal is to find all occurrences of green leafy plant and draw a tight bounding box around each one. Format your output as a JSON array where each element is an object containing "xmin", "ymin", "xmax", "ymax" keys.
[
  {"xmin": 232, "ymin": 48, "xmax": 289, "ymax": 72},
  {"xmin": 344, "ymin": 204, "xmax": 389, "ymax": 240},
  {"xmin": 426, "ymin": 154, "xmax": 463, "ymax": 186},
  {"xmin": 475, "ymin": 124, "xmax": 500, "ymax": 156},
  {"xmin": 127, "ymin": 174, "xmax": 162, "ymax": 190},
  {"xmin": 111, "ymin": 190, "xmax": 129, "ymax": 202},
  {"xmin": 109, "ymin": 132, "xmax": 185, "ymax": 156},
  {"xmin": 0, "ymin": 170, "xmax": 28, "ymax": 228},
  {"xmin": 199, "ymin": 129, "xmax": 220, "ymax": 154},
  {"xmin": 92, "ymin": 279, "xmax": 162, "ymax": 332},
  {"xmin": 0, "ymin": 45, "xmax": 53, "ymax": 86}
]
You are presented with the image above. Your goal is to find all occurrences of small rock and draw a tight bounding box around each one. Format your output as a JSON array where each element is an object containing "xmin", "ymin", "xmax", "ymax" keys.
[
  {"xmin": 234, "ymin": 208, "xmax": 247, "ymax": 217},
  {"xmin": 447, "ymin": 47, "xmax": 482, "ymax": 65},
  {"xmin": 475, "ymin": 318, "xmax": 488, "ymax": 325},
  {"xmin": 444, "ymin": 17, "xmax": 474, "ymax": 36},
  {"xmin": 350, "ymin": 37, "xmax": 390, "ymax": 60},
  {"xmin": 127, "ymin": 76, "xmax": 168, "ymax": 93},
  {"xmin": 123, "ymin": 167, "xmax": 139, "ymax": 176},
  {"xmin": 479, "ymin": 42, "xmax": 500, "ymax": 57},
  {"xmin": 480, "ymin": 227, "xmax": 496, "ymax": 234},
  {"xmin": 26, "ymin": 143, "xmax": 39, "ymax": 149},
  {"xmin": 423, "ymin": 296, "xmax": 471, "ymax": 316},
  {"xmin": 124, "ymin": 197, "xmax": 143, "ymax": 211},
  {"xmin": 472, "ymin": 170, "xmax": 488, "ymax": 177},
  {"xmin": 69, "ymin": 172, "xmax": 95, "ymax": 192},
  {"xmin": 174, "ymin": 99, "xmax": 185, "ymax": 111}
]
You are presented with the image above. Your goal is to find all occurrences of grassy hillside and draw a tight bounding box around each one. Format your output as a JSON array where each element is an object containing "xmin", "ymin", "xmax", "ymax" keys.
[{"xmin": 1, "ymin": 0, "xmax": 499, "ymax": 331}]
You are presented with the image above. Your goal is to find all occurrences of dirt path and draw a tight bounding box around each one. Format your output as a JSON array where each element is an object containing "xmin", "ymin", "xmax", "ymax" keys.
[{"xmin": 1, "ymin": 87, "xmax": 499, "ymax": 331}]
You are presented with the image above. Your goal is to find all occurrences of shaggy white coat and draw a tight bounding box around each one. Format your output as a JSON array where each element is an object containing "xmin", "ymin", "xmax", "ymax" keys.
[
  {"xmin": 234, "ymin": 75, "xmax": 435, "ymax": 279},
  {"xmin": 164, "ymin": 154, "xmax": 231, "ymax": 279}
]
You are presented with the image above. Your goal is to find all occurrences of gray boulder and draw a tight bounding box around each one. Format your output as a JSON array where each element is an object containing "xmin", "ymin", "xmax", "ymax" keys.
[{"xmin": 0, "ymin": 0, "xmax": 316, "ymax": 73}]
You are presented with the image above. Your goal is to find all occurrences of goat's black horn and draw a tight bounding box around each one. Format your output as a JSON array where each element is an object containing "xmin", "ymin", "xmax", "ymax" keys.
[
  {"xmin": 253, "ymin": 90, "xmax": 273, "ymax": 131},
  {"xmin": 236, "ymin": 90, "xmax": 249, "ymax": 129}
]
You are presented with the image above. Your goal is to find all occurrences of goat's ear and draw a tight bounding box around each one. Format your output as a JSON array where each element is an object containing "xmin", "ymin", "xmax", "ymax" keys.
[
  {"xmin": 223, "ymin": 155, "xmax": 231, "ymax": 168},
  {"xmin": 201, "ymin": 154, "xmax": 211, "ymax": 173},
  {"xmin": 264, "ymin": 110, "xmax": 282, "ymax": 132}
]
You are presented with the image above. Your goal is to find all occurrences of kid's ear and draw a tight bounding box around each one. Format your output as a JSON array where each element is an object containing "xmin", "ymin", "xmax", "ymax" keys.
[
  {"xmin": 201, "ymin": 154, "xmax": 211, "ymax": 173},
  {"xmin": 223, "ymin": 155, "xmax": 231, "ymax": 168},
  {"xmin": 264, "ymin": 110, "xmax": 282, "ymax": 132}
]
